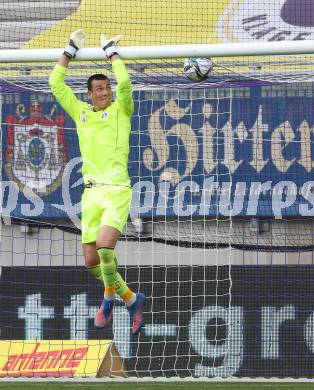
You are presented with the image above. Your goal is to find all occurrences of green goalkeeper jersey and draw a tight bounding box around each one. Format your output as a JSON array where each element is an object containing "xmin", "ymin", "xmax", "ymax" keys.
[{"xmin": 49, "ymin": 59, "xmax": 134, "ymax": 187}]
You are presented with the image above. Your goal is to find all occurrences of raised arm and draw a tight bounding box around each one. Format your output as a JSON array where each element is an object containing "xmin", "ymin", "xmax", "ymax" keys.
[
  {"xmin": 101, "ymin": 35, "xmax": 134, "ymax": 117},
  {"xmin": 49, "ymin": 30, "xmax": 86, "ymax": 122}
]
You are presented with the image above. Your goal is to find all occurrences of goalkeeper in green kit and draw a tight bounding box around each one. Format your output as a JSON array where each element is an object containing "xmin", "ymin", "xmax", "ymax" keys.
[{"xmin": 49, "ymin": 30, "xmax": 145, "ymax": 335}]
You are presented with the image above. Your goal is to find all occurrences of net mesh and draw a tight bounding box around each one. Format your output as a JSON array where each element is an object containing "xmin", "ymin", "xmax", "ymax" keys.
[
  {"xmin": 1, "ymin": 0, "xmax": 314, "ymax": 380},
  {"xmin": 1, "ymin": 0, "xmax": 314, "ymax": 91}
]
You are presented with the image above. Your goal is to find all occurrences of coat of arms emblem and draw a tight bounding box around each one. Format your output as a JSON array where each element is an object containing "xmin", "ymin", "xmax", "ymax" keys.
[{"xmin": 5, "ymin": 100, "xmax": 67, "ymax": 195}]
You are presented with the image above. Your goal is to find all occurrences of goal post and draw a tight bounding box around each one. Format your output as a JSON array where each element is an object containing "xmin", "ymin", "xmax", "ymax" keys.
[
  {"xmin": 2, "ymin": 39, "xmax": 314, "ymax": 62},
  {"xmin": 2, "ymin": 68, "xmax": 314, "ymax": 378},
  {"xmin": 2, "ymin": 39, "xmax": 314, "ymax": 94}
]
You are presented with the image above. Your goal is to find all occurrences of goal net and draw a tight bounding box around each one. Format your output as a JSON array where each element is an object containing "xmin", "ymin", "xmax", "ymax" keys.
[{"xmin": 1, "ymin": 0, "xmax": 314, "ymax": 380}]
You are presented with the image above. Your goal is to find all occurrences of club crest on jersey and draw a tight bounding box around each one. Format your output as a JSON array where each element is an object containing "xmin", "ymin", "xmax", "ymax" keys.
[
  {"xmin": 80, "ymin": 111, "xmax": 86, "ymax": 123},
  {"xmin": 101, "ymin": 112, "xmax": 109, "ymax": 120},
  {"xmin": 5, "ymin": 100, "xmax": 67, "ymax": 195},
  {"xmin": 217, "ymin": 0, "xmax": 314, "ymax": 43}
]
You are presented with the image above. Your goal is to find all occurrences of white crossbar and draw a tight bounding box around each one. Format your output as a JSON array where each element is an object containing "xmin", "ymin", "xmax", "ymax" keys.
[{"xmin": 1, "ymin": 40, "xmax": 314, "ymax": 62}]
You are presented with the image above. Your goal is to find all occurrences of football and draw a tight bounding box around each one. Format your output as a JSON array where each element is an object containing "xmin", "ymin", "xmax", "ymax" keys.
[{"xmin": 183, "ymin": 57, "xmax": 213, "ymax": 81}]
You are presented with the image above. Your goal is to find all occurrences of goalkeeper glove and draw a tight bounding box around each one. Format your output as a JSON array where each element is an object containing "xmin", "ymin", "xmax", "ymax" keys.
[
  {"xmin": 64, "ymin": 29, "xmax": 85, "ymax": 59},
  {"xmin": 101, "ymin": 34, "xmax": 123, "ymax": 59}
]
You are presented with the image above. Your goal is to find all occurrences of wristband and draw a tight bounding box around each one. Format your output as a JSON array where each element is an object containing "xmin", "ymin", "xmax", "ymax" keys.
[
  {"xmin": 104, "ymin": 45, "xmax": 119, "ymax": 59},
  {"xmin": 63, "ymin": 40, "xmax": 78, "ymax": 59}
]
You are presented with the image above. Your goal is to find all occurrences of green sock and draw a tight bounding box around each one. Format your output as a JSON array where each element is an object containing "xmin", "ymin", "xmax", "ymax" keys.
[
  {"xmin": 113, "ymin": 255, "xmax": 130, "ymax": 296},
  {"xmin": 98, "ymin": 247, "xmax": 116, "ymax": 288},
  {"xmin": 114, "ymin": 271, "xmax": 129, "ymax": 296},
  {"xmin": 87, "ymin": 257, "xmax": 118, "ymax": 284},
  {"xmin": 87, "ymin": 264, "xmax": 103, "ymax": 283}
]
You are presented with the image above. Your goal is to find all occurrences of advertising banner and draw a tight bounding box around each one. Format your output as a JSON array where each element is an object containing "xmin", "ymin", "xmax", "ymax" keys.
[
  {"xmin": 0, "ymin": 340, "xmax": 112, "ymax": 377},
  {"xmin": 1, "ymin": 265, "xmax": 314, "ymax": 377},
  {"xmin": 2, "ymin": 85, "xmax": 314, "ymax": 221}
]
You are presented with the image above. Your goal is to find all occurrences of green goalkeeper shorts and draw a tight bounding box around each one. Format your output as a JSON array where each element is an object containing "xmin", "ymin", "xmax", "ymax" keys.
[{"xmin": 81, "ymin": 185, "xmax": 132, "ymax": 244}]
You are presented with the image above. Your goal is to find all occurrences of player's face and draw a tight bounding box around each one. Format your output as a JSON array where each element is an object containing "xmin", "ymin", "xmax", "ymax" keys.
[{"xmin": 88, "ymin": 79, "xmax": 112, "ymax": 111}]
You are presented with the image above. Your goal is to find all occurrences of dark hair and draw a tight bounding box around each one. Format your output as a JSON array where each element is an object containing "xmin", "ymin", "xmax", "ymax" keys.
[{"xmin": 87, "ymin": 74, "xmax": 110, "ymax": 91}]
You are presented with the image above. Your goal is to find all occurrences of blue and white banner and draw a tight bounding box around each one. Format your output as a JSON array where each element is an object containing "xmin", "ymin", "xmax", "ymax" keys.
[{"xmin": 2, "ymin": 85, "xmax": 314, "ymax": 221}]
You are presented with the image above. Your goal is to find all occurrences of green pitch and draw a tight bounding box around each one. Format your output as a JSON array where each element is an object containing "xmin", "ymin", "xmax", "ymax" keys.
[{"xmin": 2, "ymin": 383, "xmax": 314, "ymax": 390}]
